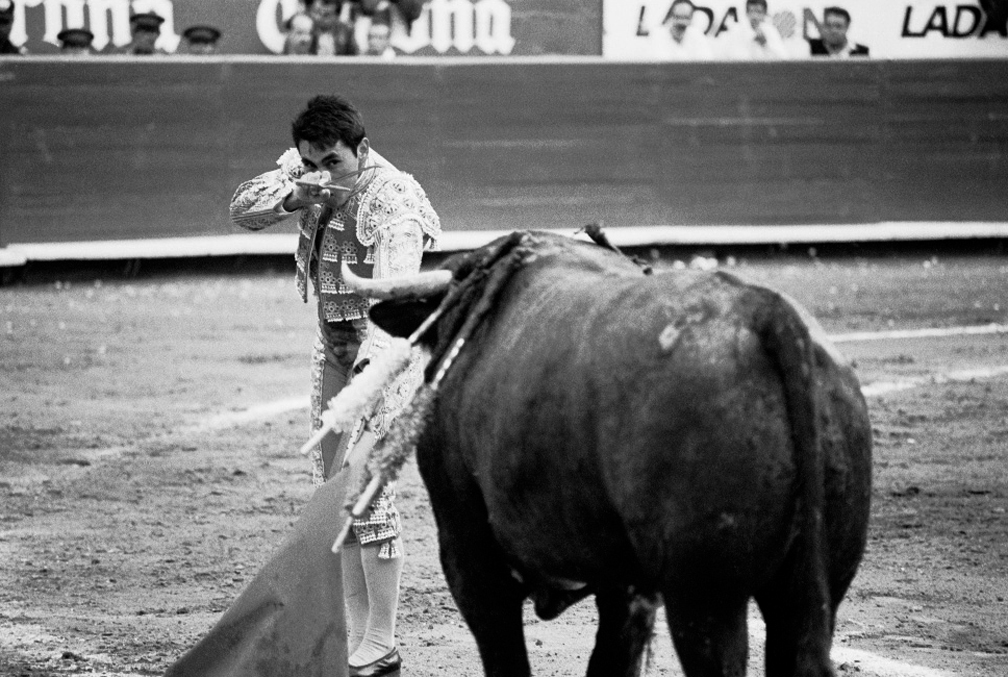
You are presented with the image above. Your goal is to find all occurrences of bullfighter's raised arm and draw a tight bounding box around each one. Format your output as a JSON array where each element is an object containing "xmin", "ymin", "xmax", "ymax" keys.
[{"xmin": 228, "ymin": 148, "xmax": 397, "ymax": 232}]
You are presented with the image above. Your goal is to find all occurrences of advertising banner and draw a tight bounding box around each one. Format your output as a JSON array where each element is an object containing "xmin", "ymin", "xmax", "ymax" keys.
[
  {"xmin": 3, "ymin": 0, "xmax": 599, "ymax": 55},
  {"xmin": 605, "ymin": 0, "xmax": 1008, "ymax": 59}
]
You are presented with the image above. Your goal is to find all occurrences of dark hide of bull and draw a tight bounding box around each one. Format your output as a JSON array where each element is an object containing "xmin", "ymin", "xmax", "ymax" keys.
[{"xmin": 371, "ymin": 231, "xmax": 872, "ymax": 677}]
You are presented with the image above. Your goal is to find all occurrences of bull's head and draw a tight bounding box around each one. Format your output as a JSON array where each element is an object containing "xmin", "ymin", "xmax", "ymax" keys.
[
  {"xmin": 344, "ymin": 231, "xmax": 534, "ymax": 377},
  {"xmin": 339, "ymin": 264, "xmax": 453, "ymax": 303},
  {"xmin": 324, "ymin": 233, "xmax": 535, "ymax": 552},
  {"xmin": 340, "ymin": 263, "xmax": 452, "ymax": 343},
  {"xmin": 301, "ymin": 263, "xmax": 454, "ymax": 460},
  {"xmin": 327, "ymin": 231, "xmax": 604, "ymax": 549}
]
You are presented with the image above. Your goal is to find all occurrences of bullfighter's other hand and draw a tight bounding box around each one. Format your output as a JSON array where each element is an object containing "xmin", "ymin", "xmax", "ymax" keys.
[{"xmin": 286, "ymin": 171, "xmax": 333, "ymax": 209}]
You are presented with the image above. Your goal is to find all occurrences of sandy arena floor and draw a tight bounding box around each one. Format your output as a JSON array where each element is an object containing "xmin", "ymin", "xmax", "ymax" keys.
[{"xmin": 1, "ymin": 250, "xmax": 1007, "ymax": 676}]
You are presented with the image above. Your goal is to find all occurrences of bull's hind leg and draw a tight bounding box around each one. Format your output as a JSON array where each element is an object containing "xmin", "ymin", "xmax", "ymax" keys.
[
  {"xmin": 755, "ymin": 582, "xmax": 835, "ymax": 677},
  {"xmin": 754, "ymin": 535, "xmax": 836, "ymax": 677},
  {"xmin": 586, "ymin": 587, "xmax": 658, "ymax": 677},
  {"xmin": 663, "ymin": 591, "xmax": 749, "ymax": 677}
]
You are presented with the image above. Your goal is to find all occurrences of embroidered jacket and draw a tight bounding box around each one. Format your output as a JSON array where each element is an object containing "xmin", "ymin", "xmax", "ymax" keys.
[
  {"xmin": 229, "ymin": 148, "xmax": 440, "ymax": 324},
  {"xmin": 229, "ymin": 147, "xmax": 441, "ymax": 451}
]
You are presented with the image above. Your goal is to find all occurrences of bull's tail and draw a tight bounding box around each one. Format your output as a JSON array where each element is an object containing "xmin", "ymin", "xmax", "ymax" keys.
[{"xmin": 746, "ymin": 279, "xmax": 834, "ymax": 676}]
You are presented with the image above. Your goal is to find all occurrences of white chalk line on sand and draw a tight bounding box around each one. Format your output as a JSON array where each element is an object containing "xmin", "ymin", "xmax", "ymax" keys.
[
  {"xmin": 747, "ymin": 614, "xmax": 955, "ymax": 677},
  {"xmin": 194, "ymin": 396, "xmax": 310, "ymax": 431},
  {"xmin": 861, "ymin": 365, "xmax": 1008, "ymax": 397},
  {"xmin": 830, "ymin": 323, "xmax": 1008, "ymax": 399},
  {"xmin": 199, "ymin": 323, "xmax": 1008, "ymax": 428},
  {"xmin": 830, "ymin": 647, "xmax": 954, "ymax": 677},
  {"xmin": 831, "ymin": 323, "xmax": 1008, "ymax": 343}
]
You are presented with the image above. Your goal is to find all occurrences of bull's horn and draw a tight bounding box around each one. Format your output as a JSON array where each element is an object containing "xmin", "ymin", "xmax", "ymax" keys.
[{"xmin": 341, "ymin": 262, "xmax": 452, "ymax": 300}]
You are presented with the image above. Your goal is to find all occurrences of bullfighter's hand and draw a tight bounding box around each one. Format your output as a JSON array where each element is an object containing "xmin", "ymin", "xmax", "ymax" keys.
[{"xmin": 286, "ymin": 171, "xmax": 333, "ymax": 209}]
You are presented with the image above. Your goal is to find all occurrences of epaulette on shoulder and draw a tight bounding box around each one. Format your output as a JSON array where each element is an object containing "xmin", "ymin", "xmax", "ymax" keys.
[{"xmin": 356, "ymin": 169, "xmax": 440, "ymax": 246}]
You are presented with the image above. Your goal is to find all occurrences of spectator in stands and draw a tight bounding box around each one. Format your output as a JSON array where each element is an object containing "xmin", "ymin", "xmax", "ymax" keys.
[
  {"xmin": 648, "ymin": 0, "xmax": 713, "ymax": 61},
  {"xmin": 108, "ymin": 12, "xmax": 168, "ymax": 55},
  {"xmin": 979, "ymin": 0, "xmax": 1008, "ymax": 36},
  {"xmin": 283, "ymin": 12, "xmax": 316, "ymax": 55},
  {"xmin": 311, "ymin": 0, "xmax": 358, "ymax": 55},
  {"xmin": 57, "ymin": 28, "xmax": 95, "ymax": 55},
  {"xmin": 364, "ymin": 20, "xmax": 395, "ymax": 58},
  {"xmin": 808, "ymin": 6, "xmax": 868, "ymax": 58},
  {"xmin": 182, "ymin": 25, "xmax": 222, "ymax": 55},
  {"xmin": 1, "ymin": 0, "xmax": 26, "ymax": 55},
  {"xmin": 723, "ymin": 0, "xmax": 789, "ymax": 60}
]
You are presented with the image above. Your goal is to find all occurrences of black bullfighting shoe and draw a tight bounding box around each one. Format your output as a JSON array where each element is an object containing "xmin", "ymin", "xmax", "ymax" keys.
[{"xmin": 349, "ymin": 647, "xmax": 401, "ymax": 677}]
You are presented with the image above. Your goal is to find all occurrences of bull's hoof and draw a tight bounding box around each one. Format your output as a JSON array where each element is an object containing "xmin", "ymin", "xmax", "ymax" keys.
[{"xmin": 349, "ymin": 647, "xmax": 401, "ymax": 677}]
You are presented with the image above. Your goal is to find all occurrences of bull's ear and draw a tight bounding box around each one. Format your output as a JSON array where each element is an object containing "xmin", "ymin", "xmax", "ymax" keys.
[{"xmin": 369, "ymin": 297, "xmax": 444, "ymax": 339}]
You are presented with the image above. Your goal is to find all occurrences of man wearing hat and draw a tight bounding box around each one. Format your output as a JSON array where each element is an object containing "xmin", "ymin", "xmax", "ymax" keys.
[
  {"xmin": 182, "ymin": 24, "xmax": 221, "ymax": 55},
  {"xmin": 1, "ymin": 0, "xmax": 26, "ymax": 55},
  {"xmin": 108, "ymin": 11, "xmax": 168, "ymax": 55},
  {"xmin": 57, "ymin": 27, "xmax": 95, "ymax": 55}
]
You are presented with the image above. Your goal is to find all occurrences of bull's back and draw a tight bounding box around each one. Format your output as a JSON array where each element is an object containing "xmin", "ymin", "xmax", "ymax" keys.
[{"xmin": 434, "ymin": 247, "xmax": 807, "ymax": 588}]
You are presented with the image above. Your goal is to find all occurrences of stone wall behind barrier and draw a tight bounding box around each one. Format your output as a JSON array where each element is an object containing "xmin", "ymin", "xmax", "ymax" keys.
[{"xmin": 1, "ymin": 57, "xmax": 1006, "ymax": 246}]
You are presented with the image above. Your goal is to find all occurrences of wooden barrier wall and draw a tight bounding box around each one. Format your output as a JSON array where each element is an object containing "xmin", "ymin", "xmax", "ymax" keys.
[{"xmin": 1, "ymin": 56, "xmax": 1007, "ymax": 246}]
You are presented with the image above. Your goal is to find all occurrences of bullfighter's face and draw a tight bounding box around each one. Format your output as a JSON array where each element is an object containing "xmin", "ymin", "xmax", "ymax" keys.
[{"xmin": 297, "ymin": 137, "xmax": 370, "ymax": 206}]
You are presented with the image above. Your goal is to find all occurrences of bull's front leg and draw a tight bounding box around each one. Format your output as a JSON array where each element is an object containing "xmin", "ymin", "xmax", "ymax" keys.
[
  {"xmin": 419, "ymin": 450, "xmax": 531, "ymax": 676},
  {"xmin": 436, "ymin": 517, "xmax": 530, "ymax": 677}
]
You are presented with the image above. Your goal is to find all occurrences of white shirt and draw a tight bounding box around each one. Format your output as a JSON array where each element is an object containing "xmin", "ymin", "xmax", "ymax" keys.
[
  {"xmin": 722, "ymin": 19, "xmax": 789, "ymax": 60},
  {"xmin": 822, "ymin": 41, "xmax": 867, "ymax": 58},
  {"xmin": 367, "ymin": 46, "xmax": 396, "ymax": 60},
  {"xmin": 648, "ymin": 24, "xmax": 714, "ymax": 61}
]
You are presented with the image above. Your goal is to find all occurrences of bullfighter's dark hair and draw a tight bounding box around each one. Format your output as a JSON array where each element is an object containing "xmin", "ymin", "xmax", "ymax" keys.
[
  {"xmin": 291, "ymin": 95, "xmax": 367, "ymax": 153},
  {"xmin": 823, "ymin": 6, "xmax": 852, "ymax": 24}
]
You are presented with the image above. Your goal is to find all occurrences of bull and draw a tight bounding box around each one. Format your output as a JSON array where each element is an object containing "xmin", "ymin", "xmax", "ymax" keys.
[{"xmin": 343, "ymin": 230, "xmax": 872, "ymax": 677}]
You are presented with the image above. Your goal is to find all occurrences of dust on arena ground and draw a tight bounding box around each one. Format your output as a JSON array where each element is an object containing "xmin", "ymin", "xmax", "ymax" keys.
[{"xmin": 1, "ymin": 242, "xmax": 1006, "ymax": 676}]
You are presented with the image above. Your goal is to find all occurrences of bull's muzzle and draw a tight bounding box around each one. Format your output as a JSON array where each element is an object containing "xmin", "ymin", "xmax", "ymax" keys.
[{"xmin": 341, "ymin": 262, "xmax": 452, "ymax": 300}]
